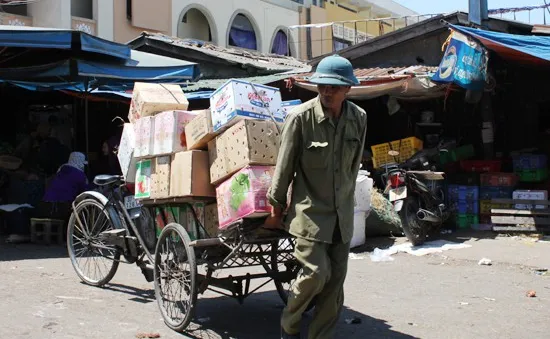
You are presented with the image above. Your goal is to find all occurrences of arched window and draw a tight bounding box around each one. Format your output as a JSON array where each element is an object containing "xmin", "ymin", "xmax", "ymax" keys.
[
  {"xmin": 178, "ymin": 8, "xmax": 212, "ymax": 42},
  {"xmin": 228, "ymin": 14, "xmax": 257, "ymax": 50},
  {"xmin": 271, "ymin": 30, "xmax": 290, "ymax": 56}
]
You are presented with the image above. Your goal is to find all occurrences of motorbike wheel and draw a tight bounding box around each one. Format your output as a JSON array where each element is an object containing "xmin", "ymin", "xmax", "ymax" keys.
[{"xmin": 398, "ymin": 196, "xmax": 428, "ymax": 246}]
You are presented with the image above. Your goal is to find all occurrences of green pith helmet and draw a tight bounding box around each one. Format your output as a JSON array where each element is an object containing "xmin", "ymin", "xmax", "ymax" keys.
[{"xmin": 309, "ymin": 55, "xmax": 359, "ymax": 86}]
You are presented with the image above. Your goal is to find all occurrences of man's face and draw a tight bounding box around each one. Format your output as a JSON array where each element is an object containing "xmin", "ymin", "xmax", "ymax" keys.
[{"xmin": 318, "ymin": 85, "xmax": 351, "ymax": 108}]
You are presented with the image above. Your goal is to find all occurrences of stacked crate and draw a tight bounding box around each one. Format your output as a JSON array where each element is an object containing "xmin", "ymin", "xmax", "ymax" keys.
[
  {"xmin": 513, "ymin": 154, "xmax": 548, "ymax": 183},
  {"xmin": 479, "ymin": 172, "xmax": 518, "ymax": 226},
  {"xmin": 447, "ymin": 184, "xmax": 480, "ymax": 229}
]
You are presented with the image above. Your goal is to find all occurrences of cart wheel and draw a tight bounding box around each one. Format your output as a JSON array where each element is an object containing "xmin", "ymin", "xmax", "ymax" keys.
[
  {"xmin": 67, "ymin": 198, "xmax": 121, "ymax": 287},
  {"xmin": 271, "ymin": 239, "xmax": 315, "ymax": 312},
  {"xmin": 154, "ymin": 223, "xmax": 197, "ymax": 332}
]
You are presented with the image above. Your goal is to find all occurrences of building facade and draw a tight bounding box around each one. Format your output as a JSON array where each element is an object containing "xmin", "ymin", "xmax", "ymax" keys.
[{"xmin": 0, "ymin": 0, "xmax": 414, "ymax": 60}]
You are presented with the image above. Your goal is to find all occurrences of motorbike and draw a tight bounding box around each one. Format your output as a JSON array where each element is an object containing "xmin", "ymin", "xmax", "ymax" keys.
[{"xmin": 381, "ymin": 141, "xmax": 455, "ymax": 246}]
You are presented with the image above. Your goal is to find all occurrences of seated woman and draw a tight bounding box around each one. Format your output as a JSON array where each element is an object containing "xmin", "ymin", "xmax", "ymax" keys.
[{"xmin": 38, "ymin": 152, "xmax": 91, "ymax": 221}]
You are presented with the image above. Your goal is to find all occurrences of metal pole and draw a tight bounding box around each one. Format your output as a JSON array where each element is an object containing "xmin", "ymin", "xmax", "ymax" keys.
[{"xmin": 85, "ymin": 93, "xmax": 89, "ymax": 157}]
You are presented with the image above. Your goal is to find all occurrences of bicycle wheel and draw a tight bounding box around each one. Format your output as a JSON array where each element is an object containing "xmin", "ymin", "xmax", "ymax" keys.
[
  {"xmin": 154, "ymin": 223, "xmax": 197, "ymax": 332},
  {"xmin": 67, "ymin": 198, "xmax": 121, "ymax": 287}
]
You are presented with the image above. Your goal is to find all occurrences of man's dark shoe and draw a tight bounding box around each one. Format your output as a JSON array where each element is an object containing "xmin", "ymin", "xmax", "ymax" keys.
[{"xmin": 281, "ymin": 327, "xmax": 300, "ymax": 339}]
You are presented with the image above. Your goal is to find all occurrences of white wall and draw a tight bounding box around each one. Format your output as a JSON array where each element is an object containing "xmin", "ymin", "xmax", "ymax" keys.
[
  {"xmin": 28, "ymin": 0, "xmax": 71, "ymax": 29},
  {"xmin": 95, "ymin": 0, "xmax": 114, "ymax": 41},
  {"xmin": 172, "ymin": 0, "xmax": 300, "ymax": 54}
]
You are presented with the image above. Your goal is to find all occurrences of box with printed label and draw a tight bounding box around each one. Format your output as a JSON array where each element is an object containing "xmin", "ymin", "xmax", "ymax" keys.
[
  {"xmin": 210, "ymin": 79, "xmax": 283, "ymax": 133},
  {"xmin": 185, "ymin": 109, "xmax": 219, "ymax": 150},
  {"xmin": 135, "ymin": 159, "xmax": 153, "ymax": 200},
  {"xmin": 279, "ymin": 100, "xmax": 302, "ymax": 117},
  {"xmin": 128, "ymin": 82, "xmax": 189, "ymax": 123},
  {"xmin": 151, "ymin": 156, "xmax": 171, "ymax": 199},
  {"xmin": 513, "ymin": 190, "xmax": 548, "ymax": 210},
  {"xmin": 117, "ymin": 123, "xmax": 137, "ymax": 183},
  {"xmin": 134, "ymin": 116, "xmax": 155, "ymax": 158},
  {"xmin": 153, "ymin": 110, "xmax": 197, "ymax": 155},
  {"xmin": 170, "ymin": 151, "xmax": 215, "ymax": 198},
  {"xmin": 154, "ymin": 203, "xmax": 205, "ymax": 241},
  {"xmin": 208, "ymin": 120, "xmax": 280, "ymax": 185},
  {"xmin": 216, "ymin": 166, "xmax": 275, "ymax": 229}
]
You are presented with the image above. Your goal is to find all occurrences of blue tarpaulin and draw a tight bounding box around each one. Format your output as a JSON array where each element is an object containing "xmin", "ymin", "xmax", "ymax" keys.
[
  {"xmin": 450, "ymin": 25, "xmax": 550, "ymax": 65},
  {"xmin": 0, "ymin": 25, "xmax": 131, "ymax": 60},
  {"xmin": 0, "ymin": 50, "xmax": 200, "ymax": 84}
]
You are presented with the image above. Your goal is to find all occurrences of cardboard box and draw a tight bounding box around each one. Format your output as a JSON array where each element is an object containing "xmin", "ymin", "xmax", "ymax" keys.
[
  {"xmin": 185, "ymin": 109, "xmax": 218, "ymax": 150},
  {"xmin": 128, "ymin": 82, "xmax": 189, "ymax": 123},
  {"xmin": 153, "ymin": 110, "xmax": 197, "ymax": 156},
  {"xmin": 280, "ymin": 100, "xmax": 302, "ymax": 118},
  {"xmin": 216, "ymin": 166, "xmax": 275, "ymax": 229},
  {"xmin": 154, "ymin": 203, "xmax": 205, "ymax": 241},
  {"xmin": 204, "ymin": 203, "xmax": 219, "ymax": 237},
  {"xmin": 117, "ymin": 123, "xmax": 137, "ymax": 183},
  {"xmin": 208, "ymin": 120, "xmax": 280, "ymax": 185},
  {"xmin": 210, "ymin": 79, "xmax": 283, "ymax": 133},
  {"xmin": 151, "ymin": 156, "xmax": 171, "ymax": 199},
  {"xmin": 134, "ymin": 116, "xmax": 154, "ymax": 158},
  {"xmin": 170, "ymin": 151, "xmax": 215, "ymax": 198},
  {"xmin": 135, "ymin": 159, "xmax": 153, "ymax": 200},
  {"xmin": 208, "ymin": 138, "xmax": 228, "ymax": 185}
]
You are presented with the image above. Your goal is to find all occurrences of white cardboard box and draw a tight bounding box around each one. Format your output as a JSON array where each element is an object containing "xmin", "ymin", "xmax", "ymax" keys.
[
  {"xmin": 280, "ymin": 100, "xmax": 302, "ymax": 118},
  {"xmin": 153, "ymin": 110, "xmax": 197, "ymax": 156},
  {"xmin": 128, "ymin": 82, "xmax": 189, "ymax": 123},
  {"xmin": 210, "ymin": 79, "xmax": 283, "ymax": 133},
  {"xmin": 134, "ymin": 116, "xmax": 155, "ymax": 158},
  {"xmin": 117, "ymin": 123, "xmax": 137, "ymax": 183},
  {"xmin": 513, "ymin": 190, "xmax": 548, "ymax": 210}
]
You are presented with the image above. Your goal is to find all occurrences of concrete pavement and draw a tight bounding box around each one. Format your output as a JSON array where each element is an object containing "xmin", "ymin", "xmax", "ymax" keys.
[{"xmin": 1, "ymin": 232, "xmax": 549, "ymax": 339}]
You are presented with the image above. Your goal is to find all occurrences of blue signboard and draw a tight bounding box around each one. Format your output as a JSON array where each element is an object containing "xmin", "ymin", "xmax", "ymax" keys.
[{"xmin": 432, "ymin": 31, "xmax": 488, "ymax": 91}]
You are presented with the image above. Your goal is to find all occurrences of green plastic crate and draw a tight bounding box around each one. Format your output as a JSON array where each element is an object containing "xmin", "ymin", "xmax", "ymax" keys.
[
  {"xmin": 456, "ymin": 214, "xmax": 479, "ymax": 229},
  {"xmin": 440, "ymin": 144, "xmax": 475, "ymax": 165},
  {"xmin": 517, "ymin": 168, "xmax": 549, "ymax": 183}
]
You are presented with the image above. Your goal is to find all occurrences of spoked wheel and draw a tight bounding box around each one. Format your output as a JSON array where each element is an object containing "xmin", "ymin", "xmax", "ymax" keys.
[
  {"xmin": 399, "ymin": 196, "xmax": 428, "ymax": 246},
  {"xmin": 271, "ymin": 238, "xmax": 315, "ymax": 312},
  {"xmin": 154, "ymin": 223, "xmax": 197, "ymax": 332},
  {"xmin": 67, "ymin": 198, "xmax": 121, "ymax": 287}
]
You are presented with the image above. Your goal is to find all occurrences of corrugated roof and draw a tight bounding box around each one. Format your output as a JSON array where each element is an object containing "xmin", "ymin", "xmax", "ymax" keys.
[
  {"xmin": 182, "ymin": 73, "xmax": 294, "ymax": 93},
  {"xmin": 129, "ymin": 32, "xmax": 311, "ymax": 73},
  {"xmin": 296, "ymin": 65, "xmax": 437, "ymax": 80}
]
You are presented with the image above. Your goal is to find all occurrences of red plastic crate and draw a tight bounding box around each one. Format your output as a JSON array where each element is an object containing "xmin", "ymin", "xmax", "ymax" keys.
[
  {"xmin": 480, "ymin": 172, "xmax": 519, "ymax": 187},
  {"xmin": 460, "ymin": 160, "xmax": 502, "ymax": 173}
]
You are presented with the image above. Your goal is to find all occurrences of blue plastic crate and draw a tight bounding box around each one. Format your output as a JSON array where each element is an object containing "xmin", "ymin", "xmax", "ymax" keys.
[
  {"xmin": 479, "ymin": 186, "xmax": 514, "ymax": 200},
  {"xmin": 513, "ymin": 154, "xmax": 548, "ymax": 171},
  {"xmin": 447, "ymin": 185, "xmax": 479, "ymax": 202},
  {"xmin": 448, "ymin": 200, "xmax": 480, "ymax": 214}
]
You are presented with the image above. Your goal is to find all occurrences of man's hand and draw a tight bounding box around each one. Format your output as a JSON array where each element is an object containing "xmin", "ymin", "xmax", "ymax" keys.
[{"xmin": 264, "ymin": 206, "xmax": 284, "ymax": 229}]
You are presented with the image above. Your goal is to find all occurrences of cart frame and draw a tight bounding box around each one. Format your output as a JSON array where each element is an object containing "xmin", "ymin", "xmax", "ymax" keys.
[{"xmin": 66, "ymin": 175, "xmax": 300, "ymax": 333}]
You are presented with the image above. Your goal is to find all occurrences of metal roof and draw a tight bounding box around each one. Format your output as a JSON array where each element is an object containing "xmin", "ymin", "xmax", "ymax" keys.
[
  {"xmin": 128, "ymin": 32, "xmax": 311, "ymax": 74},
  {"xmin": 182, "ymin": 73, "xmax": 294, "ymax": 93},
  {"xmin": 296, "ymin": 65, "xmax": 437, "ymax": 80}
]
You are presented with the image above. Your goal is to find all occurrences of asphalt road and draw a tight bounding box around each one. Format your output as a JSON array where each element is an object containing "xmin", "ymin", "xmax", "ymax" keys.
[{"xmin": 1, "ymin": 231, "xmax": 549, "ymax": 339}]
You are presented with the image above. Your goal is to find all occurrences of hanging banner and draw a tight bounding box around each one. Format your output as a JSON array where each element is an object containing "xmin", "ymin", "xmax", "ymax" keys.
[{"xmin": 432, "ymin": 30, "xmax": 488, "ymax": 91}]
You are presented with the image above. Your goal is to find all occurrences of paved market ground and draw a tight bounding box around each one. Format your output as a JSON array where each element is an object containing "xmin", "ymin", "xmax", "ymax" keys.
[{"xmin": 1, "ymin": 231, "xmax": 549, "ymax": 339}]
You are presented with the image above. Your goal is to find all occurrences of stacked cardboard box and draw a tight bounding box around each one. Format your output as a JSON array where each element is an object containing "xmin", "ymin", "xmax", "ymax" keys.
[
  {"xmin": 117, "ymin": 82, "xmax": 217, "ymax": 238},
  {"xmin": 185, "ymin": 80, "xmax": 286, "ymax": 231},
  {"xmin": 120, "ymin": 80, "xmax": 297, "ymax": 237}
]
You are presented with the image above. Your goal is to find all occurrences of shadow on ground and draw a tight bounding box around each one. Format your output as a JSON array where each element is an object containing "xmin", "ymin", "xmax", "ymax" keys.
[
  {"xmin": 0, "ymin": 238, "xmax": 67, "ymax": 261},
  {"xmin": 101, "ymin": 281, "xmax": 418, "ymax": 339}
]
